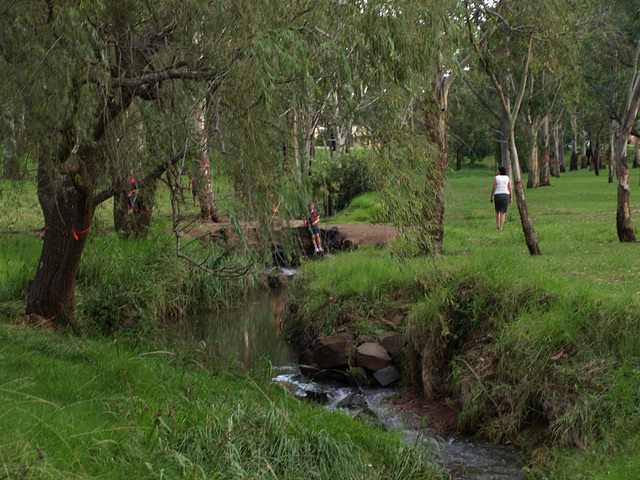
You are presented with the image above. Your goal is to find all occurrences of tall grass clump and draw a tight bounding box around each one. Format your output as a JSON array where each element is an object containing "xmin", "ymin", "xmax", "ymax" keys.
[{"xmin": 77, "ymin": 226, "xmax": 260, "ymax": 337}]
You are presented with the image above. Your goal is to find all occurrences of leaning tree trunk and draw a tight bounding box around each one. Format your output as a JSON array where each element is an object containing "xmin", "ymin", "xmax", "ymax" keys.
[
  {"xmin": 509, "ymin": 133, "xmax": 541, "ymax": 255},
  {"xmin": 539, "ymin": 115, "xmax": 551, "ymax": 186},
  {"xmin": 633, "ymin": 136, "xmax": 640, "ymax": 168},
  {"xmin": 26, "ymin": 166, "xmax": 95, "ymax": 326}
]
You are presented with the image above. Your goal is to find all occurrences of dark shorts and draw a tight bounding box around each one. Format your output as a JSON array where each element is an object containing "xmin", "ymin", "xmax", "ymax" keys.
[
  {"xmin": 311, "ymin": 226, "xmax": 319, "ymax": 234},
  {"xmin": 494, "ymin": 194, "xmax": 509, "ymax": 213}
]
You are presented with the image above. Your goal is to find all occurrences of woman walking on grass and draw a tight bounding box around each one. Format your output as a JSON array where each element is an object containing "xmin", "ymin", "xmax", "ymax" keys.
[{"xmin": 490, "ymin": 166, "xmax": 512, "ymax": 230}]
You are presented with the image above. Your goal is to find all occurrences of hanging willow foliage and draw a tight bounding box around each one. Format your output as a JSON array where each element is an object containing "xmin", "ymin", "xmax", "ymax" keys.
[{"xmin": 375, "ymin": 131, "xmax": 442, "ymax": 260}]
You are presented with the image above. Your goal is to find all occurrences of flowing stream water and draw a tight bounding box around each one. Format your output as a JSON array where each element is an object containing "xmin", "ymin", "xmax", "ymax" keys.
[{"xmin": 165, "ymin": 286, "xmax": 528, "ymax": 480}]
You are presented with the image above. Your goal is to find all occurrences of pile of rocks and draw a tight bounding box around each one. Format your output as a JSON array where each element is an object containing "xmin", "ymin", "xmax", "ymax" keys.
[{"xmin": 298, "ymin": 331, "xmax": 406, "ymax": 387}]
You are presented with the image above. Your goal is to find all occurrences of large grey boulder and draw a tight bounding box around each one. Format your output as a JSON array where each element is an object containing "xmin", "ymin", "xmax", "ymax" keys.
[
  {"xmin": 312, "ymin": 333, "xmax": 356, "ymax": 369},
  {"xmin": 355, "ymin": 342, "xmax": 392, "ymax": 371}
]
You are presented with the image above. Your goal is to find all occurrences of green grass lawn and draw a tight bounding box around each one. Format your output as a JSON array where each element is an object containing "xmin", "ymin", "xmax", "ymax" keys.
[{"xmin": 445, "ymin": 163, "xmax": 640, "ymax": 297}]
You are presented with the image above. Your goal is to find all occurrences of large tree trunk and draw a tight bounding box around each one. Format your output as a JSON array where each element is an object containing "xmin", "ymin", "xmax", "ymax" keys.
[
  {"xmin": 539, "ymin": 115, "xmax": 551, "ymax": 186},
  {"xmin": 25, "ymin": 66, "xmax": 136, "ymax": 326},
  {"xmin": 26, "ymin": 166, "xmax": 95, "ymax": 326}
]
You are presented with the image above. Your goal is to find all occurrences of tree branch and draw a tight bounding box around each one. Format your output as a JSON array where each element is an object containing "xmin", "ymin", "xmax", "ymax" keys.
[
  {"xmin": 461, "ymin": 75, "xmax": 501, "ymax": 121},
  {"xmin": 108, "ymin": 67, "xmax": 230, "ymax": 88},
  {"xmin": 93, "ymin": 151, "xmax": 185, "ymax": 206}
]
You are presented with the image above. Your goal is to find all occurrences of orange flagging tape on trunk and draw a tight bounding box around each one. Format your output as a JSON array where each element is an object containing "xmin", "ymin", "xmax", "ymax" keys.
[{"xmin": 73, "ymin": 225, "xmax": 91, "ymax": 240}]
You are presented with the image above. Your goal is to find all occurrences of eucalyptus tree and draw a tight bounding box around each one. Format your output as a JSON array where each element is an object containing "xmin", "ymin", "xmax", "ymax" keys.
[
  {"xmin": 467, "ymin": 3, "xmax": 541, "ymax": 254},
  {"xmin": 467, "ymin": 0, "xmax": 590, "ymax": 254},
  {"xmin": 608, "ymin": 12, "xmax": 640, "ymax": 241},
  {"xmin": 523, "ymin": 76, "xmax": 546, "ymax": 188},
  {"xmin": 612, "ymin": 44, "xmax": 640, "ymax": 242},
  {"xmin": 578, "ymin": 0, "xmax": 640, "ymax": 241}
]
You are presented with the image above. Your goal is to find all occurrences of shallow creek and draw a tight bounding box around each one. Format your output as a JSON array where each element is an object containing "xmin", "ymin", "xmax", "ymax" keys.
[{"xmin": 165, "ymin": 286, "xmax": 527, "ymax": 480}]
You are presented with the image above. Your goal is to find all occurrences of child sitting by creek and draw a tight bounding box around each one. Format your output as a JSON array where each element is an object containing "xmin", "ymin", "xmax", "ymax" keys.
[{"xmin": 302, "ymin": 201, "xmax": 323, "ymax": 253}]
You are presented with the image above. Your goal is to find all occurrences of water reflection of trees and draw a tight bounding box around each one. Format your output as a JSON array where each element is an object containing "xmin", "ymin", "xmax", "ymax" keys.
[{"xmin": 167, "ymin": 289, "xmax": 293, "ymax": 368}]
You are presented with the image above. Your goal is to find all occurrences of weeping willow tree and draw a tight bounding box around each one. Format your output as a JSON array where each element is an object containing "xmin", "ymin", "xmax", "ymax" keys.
[
  {"xmin": 1, "ymin": 0, "xmax": 451, "ymax": 326},
  {"xmin": 354, "ymin": 0, "xmax": 466, "ymax": 257},
  {"xmin": 0, "ymin": 0, "xmax": 339, "ymax": 326}
]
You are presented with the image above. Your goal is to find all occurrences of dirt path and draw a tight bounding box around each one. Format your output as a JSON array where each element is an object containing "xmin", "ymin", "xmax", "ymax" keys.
[
  {"xmin": 292, "ymin": 221, "xmax": 398, "ymax": 246},
  {"xmin": 185, "ymin": 220, "xmax": 398, "ymax": 247}
]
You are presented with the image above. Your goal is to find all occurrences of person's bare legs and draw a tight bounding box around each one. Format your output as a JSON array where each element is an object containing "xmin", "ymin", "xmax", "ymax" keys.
[
  {"xmin": 498, "ymin": 212, "xmax": 506, "ymax": 230},
  {"xmin": 314, "ymin": 233, "xmax": 323, "ymax": 252},
  {"xmin": 495, "ymin": 211, "xmax": 501, "ymax": 229}
]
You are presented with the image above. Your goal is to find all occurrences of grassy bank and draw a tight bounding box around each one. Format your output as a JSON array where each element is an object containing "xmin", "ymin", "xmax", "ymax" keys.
[
  {"xmin": 0, "ymin": 178, "xmax": 263, "ymax": 330},
  {"xmin": 0, "ymin": 179, "xmax": 441, "ymax": 479},
  {"xmin": 0, "ymin": 324, "xmax": 439, "ymax": 479},
  {"xmin": 288, "ymin": 164, "xmax": 640, "ymax": 478}
]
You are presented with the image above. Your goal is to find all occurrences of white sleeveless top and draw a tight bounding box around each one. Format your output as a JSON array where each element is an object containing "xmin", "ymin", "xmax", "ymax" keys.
[{"xmin": 494, "ymin": 175, "xmax": 510, "ymax": 195}]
